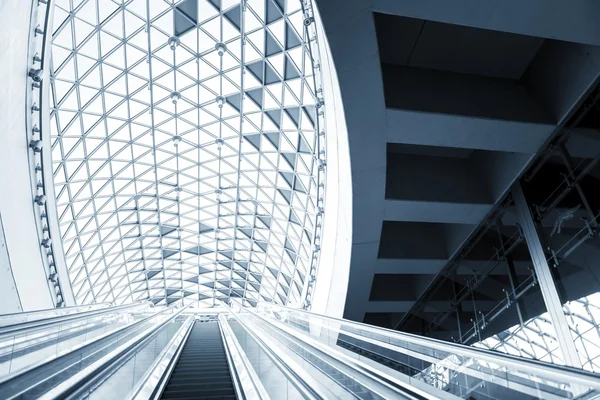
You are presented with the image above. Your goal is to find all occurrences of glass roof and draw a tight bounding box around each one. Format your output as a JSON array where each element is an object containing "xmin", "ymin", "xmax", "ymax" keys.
[
  {"xmin": 475, "ymin": 292, "xmax": 600, "ymax": 372},
  {"xmin": 48, "ymin": 0, "xmax": 324, "ymax": 306}
]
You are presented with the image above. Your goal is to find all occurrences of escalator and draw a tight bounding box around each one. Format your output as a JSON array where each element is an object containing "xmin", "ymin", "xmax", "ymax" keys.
[{"xmin": 161, "ymin": 321, "xmax": 237, "ymax": 400}]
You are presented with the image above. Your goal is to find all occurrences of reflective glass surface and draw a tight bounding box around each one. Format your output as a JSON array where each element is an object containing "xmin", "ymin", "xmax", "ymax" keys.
[
  {"xmin": 49, "ymin": 0, "xmax": 324, "ymax": 306},
  {"xmin": 476, "ymin": 292, "xmax": 600, "ymax": 372},
  {"xmin": 251, "ymin": 304, "xmax": 600, "ymax": 400}
]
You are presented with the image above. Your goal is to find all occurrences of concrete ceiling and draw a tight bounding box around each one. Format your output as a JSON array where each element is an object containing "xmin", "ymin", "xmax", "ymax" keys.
[
  {"xmin": 375, "ymin": 13, "xmax": 545, "ymax": 79},
  {"xmin": 316, "ymin": 0, "xmax": 600, "ymax": 337}
]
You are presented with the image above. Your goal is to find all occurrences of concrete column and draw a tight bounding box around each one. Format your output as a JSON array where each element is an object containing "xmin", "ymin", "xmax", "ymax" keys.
[{"xmin": 513, "ymin": 183, "xmax": 581, "ymax": 368}]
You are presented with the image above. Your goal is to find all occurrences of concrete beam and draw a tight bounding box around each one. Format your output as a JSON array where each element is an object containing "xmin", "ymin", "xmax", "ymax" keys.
[
  {"xmin": 382, "ymin": 64, "xmax": 553, "ymax": 123},
  {"xmin": 524, "ymin": 41, "xmax": 600, "ymax": 123},
  {"xmin": 472, "ymin": 151, "xmax": 534, "ymax": 201},
  {"xmin": 384, "ymin": 199, "xmax": 491, "ymax": 225},
  {"xmin": 374, "ymin": 258, "xmax": 446, "ymax": 274},
  {"xmin": 565, "ymin": 128, "xmax": 600, "ymax": 160},
  {"xmin": 386, "ymin": 108, "xmax": 554, "ymax": 153},
  {"xmin": 386, "ymin": 153, "xmax": 493, "ymax": 204},
  {"xmin": 457, "ymin": 260, "xmax": 531, "ymax": 276},
  {"xmin": 365, "ymin": 300, "xmax": 499, "ymax": 313},
  {"xmin": 372, "ymin": 0, "xmax": 600, "ymax": 47},
  {"xmin": 375, "ymin": 258, "xmax": 531, "ymax": 276}
]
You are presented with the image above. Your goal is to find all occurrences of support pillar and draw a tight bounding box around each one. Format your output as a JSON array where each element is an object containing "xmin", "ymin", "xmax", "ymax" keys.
[{"xmin": 513, "ymin": 182, "xmax": 582, "ymax": 368}]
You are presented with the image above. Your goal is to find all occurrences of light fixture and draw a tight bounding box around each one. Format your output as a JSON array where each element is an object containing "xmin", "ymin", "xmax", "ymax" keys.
[
  {"xmin": 168, "ymin": 36, "xmax": 180, "ymax": 50},
  {"xmin": 215, "ymin": 42, "xmax": 227, "ymax": 56},
  {"xmin": 215, "ymin": 96, "xmax": 225, "ymax": 108},
  {"xmin": 170, "ymin": 91, "xmax": 181, "ymax": 103},
  {"xmin": 29, "ymin": 140, "xmax": 43, "ymax": 152},
  {"xmin": 28, "ymin": 68, "xmax": 43, "ymax": 83},
  {"xmin": 172, "ymin": 135, "xmax": 182, "ymax": 146},
  {"xmin": 215, "ymin": 138, "xmax": 224, "ymax": 149},
  {"xmin": 35, "ymin": 194, "xmax": 46, "ymax": 205}
]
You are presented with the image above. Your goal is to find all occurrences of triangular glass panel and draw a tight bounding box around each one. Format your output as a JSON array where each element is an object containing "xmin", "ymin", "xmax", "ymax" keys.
[
  {"xmin": 246, "ymin": 88, "xmax": 263, "ymax": 108},
  {"xmin": 265, "ymin": 62, "xmax": 280, "ymax": 85},
  {"xmin": 278, "ymin": 189, "xmax": 292, "ymax": 204},
  {"xmin": 163, "ymin": 249, "xmax": 178, "ymax": 258},
  {"xmin": 298, "ymin": 134, "xmax": 312, "ymax": 153},
  {"xmin": 244, "ymin": 134, "xmax": 261, "ymax": 150},
  {"xmin": 266, "ymin": 0, "xmax": 283, "ymax": 24},
  {"xmin": 207, "ymin": 0, "xmax": 221, "ymax": 11},
  {"xmin": 282, "ymin": 152, "xmax": 296, "ymax": 169},
  {"xmin": 226, "ymin": 93, "xmax": 242, "ymax": 112},
  {"xmin": 199, "ymin": 223, "xmax": 214, "ymax": 233},
  {"xmin": 284, "ymin": 56, "xmax": 300, "ymax": 80},
  {"xmin": 146, "ymin": 270, "xmax": 162, "ymax": 279},
  {"xmin": 289, "ymin": 210, "xmax": 302, "ymax": 224},
  {"xmin": 265, "ymin": 30, "xmax": 283, "ymax": 57},
  {"xmin": 224, "ymin": 5, "xmax": 241, "ymax": 31},
  {"xmin": 279, "ymin": 171, "xmax": 294, "ymax": 188},
  {"xmin": 160, "ymin": 225, "xmax": 177, "ymax": 236},
  {"xmin": 285, "ymin": 22, "xmax": 302, "ymax": 49},
  {"xmin": 246, "ymin": 61, "xmax": 264, "ymax": 84},
  {"xmin": 264, "ymin": 132, "xmax": 280, "ymax": 149}
]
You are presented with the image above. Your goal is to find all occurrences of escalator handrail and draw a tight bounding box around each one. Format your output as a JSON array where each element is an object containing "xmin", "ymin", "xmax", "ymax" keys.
[
  {"xmin": 247, "ymin": 307, "xmax": 439, "ymax": 400},
  {"xmin": 0, "ymin": 302, "xmax": 110, "ymax": 324},
  {"xmin": 219, "ymin": 314, "xmax": 272, "ymax": 400},
  {"xmin": 265, "ymin": 304, "xmax": 600, "ymax": 390},
  {"xmin": 218, "ymin": 318, "xmax": 246, "ymax": 400},
  {"xmin": 132, "ymin": 316, "xmax": 195, "ymax": 400},
  {"xmin": 43, "ymin": 304, "xmax": 191, "ymax": 400},
  {"xmin": 0, "ymin": 301, "xmax": 150, "ymax": 338},
  {"xmin": 0, "ymin": 304, "xmax": 180, "ymax": 396},
  {"xmin": 259, "ymin": 309, "xmax": 575, "ymax": 400},
  {"xmin": 225, "ymin": 308, "xmax": 321, "ymax": 400}
]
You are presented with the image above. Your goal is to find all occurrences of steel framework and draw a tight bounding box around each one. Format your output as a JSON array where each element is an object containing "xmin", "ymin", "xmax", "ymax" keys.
[{"xmin": 46, "ymin": 0, "xmax": 326, "ymax": 306}]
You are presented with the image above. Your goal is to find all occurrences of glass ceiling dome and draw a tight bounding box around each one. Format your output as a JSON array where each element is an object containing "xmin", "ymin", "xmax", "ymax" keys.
[{"xmin": 48, "ymin": 0, "xmax": 325, "ymax": 307}]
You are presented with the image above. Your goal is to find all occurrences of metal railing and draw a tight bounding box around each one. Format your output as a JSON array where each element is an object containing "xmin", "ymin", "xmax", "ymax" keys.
[
  {"xmin": 256, "ymin": 304, "xmax": 600, "ymax": 399},
  {"xmin": 0, "ymin": 302, "xmax": 151, "ymax": 379},
  {"xmin": 0, "ymin": 303, "xmax": 109, "ymax": 328},
  {"xmin": 44, "ymin": 305, "xmax": 190, "ymax": 400},
  {"xmin": 0, "ymin": 305, "xmax": 173, "ymax": 398}
]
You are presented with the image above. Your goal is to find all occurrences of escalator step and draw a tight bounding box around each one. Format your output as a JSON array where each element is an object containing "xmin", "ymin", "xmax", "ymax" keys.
[{"xmin": 161, "ymin": 321, "xmax": 236, "ymax": 400}]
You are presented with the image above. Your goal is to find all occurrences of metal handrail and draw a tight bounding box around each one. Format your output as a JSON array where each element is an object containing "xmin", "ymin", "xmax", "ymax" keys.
[
  {"xmin": 266, "ymin": 304, "xmax": 600, "ymax": 391},
  {"xmin": 0, "ymin": 304, "xmax": 172, "ymax": 392},
  {"xmin": 218, "ymin": 318, "xmax": 245, "ymax": 400},
  {"xmin": 268, "ymin": 309, "xmax": 569, "ymax": 400},
  {"xmin": 41, "ymin": 304, "xmax": 190, "ymax": 400},
  {"xmin": 133, "ymin": 316, "xmax": 195, "ymax": 400},
  {"xmin": 0, "ymin": 303, "xmax": 108, "ymax": 321},
  {"xmin": 246, "ymin": 307, "xmax": 441, "ymax": 400},
  {"xmin": 219, "ymin": 314, "xmax": 270, "ymax": 400},
  {"xmin": 225, "ymin": 308, "xmax": 320, "ymax": 400},
  {"xmin": 0, "ymin": 301, "xmax": 148, "ymax": 338}
]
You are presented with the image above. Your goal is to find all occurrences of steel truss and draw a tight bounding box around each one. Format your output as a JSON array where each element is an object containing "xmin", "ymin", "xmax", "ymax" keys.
[{"xmin": 46, "ymin": 0, "xmax": 327, "ymax": 307}]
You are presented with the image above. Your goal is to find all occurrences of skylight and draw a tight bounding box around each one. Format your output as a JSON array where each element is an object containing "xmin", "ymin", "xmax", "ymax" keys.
[{"xmin": 48, "ymin": 0, "xmax": 325, "ymax": 307}]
